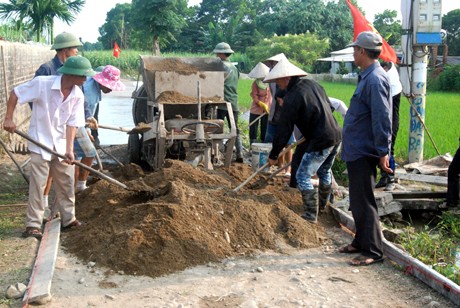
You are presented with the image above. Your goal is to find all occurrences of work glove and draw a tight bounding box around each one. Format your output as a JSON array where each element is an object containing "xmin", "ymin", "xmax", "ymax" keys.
[
  {"xmin": 258, "ymin": 101, "xmax": 269, "ymax": 114},
  {"xmin": 86, "ymin": 117, "xmax": 98, "ymax": 129}
]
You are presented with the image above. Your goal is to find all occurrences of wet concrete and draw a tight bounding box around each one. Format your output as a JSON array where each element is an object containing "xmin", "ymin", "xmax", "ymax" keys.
[{"xmin": 97, "ymin": 79, "xmax": 140, "ymax": 145}]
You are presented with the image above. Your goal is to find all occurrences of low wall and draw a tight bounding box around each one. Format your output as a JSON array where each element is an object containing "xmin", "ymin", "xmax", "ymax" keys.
[
  {"xmin": 308, "ymin": 73, "xmax": 358, "ymax": 84},
  {"xmin": 0, "ymin": 41, "xmax": 55, "ymax": 153}
]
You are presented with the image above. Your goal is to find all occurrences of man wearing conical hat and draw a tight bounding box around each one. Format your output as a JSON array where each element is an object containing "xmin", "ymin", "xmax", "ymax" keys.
[{"xmin": 264, "ymin": 59, "xmax": 342, "ymax": 224}]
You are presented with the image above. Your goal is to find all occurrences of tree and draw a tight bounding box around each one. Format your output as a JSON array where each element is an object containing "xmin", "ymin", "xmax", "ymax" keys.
[
  {"xmin": 246, "ymin": 32, "xmax": 329, "ymax": 72},
  {"xmin": 0, "ymin": 0, "xmax": 85, "ymax": 43},
  {"xmin": 99, "ymin": 3, "xmax": 133, "ymax": 50},
  {"xmin": 131, "ymin": 0, "xmax": 187, "ymax": 55},
  {"xmin": 373, "ymin": 9, "xmax": 401, "ymax": 46},
  {"xmin": 318, "ymin": 0, "xmax": 353, "ymax": 52},
  {"xmin": 442, "ymin": 9, "xmax": 460, "ymax": 56}
]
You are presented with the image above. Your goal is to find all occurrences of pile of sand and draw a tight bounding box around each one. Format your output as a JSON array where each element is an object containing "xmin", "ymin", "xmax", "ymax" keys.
[{"xmin": 62, "ymin": 160, "xmax": 325, "ymax": 278}]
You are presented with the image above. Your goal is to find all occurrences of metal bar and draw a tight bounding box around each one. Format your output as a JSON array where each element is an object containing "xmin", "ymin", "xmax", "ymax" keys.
[{"xmin": 0, "ymin": 138, "xmax": 29, "ymax": 184}]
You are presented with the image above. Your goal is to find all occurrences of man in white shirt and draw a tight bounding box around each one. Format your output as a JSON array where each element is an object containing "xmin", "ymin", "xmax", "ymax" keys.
[
  {"xmin": 2, "ymin": 56, "xmax": 95, "ymax": 239},
  {"xmin": 375, "ymin": 61, "xmax": 402, "ymax": 190}
]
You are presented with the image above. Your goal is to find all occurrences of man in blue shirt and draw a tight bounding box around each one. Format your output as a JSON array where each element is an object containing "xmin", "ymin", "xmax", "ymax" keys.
[{"xmin": 340, "ymin": 31, "xmax": 393, "ymax": 266}]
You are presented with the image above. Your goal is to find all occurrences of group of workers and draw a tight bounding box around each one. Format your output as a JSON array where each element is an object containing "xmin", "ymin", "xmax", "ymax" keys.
[
  {"xmin": 2, "ymin": 32, "xmax": 125, "ymax": 239},
  {"xmin": 214, "ymin": 31, "xmax": 459, "ymax": 267},
  {"xmin": 1, "ymin": 30, "xmax": 459, "ymax": 268}
]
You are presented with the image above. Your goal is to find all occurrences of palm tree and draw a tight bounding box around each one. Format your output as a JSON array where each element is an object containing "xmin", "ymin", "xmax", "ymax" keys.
[{"xmin": 0, "ymin": 0, "xmax": 85, "ymax": 43}]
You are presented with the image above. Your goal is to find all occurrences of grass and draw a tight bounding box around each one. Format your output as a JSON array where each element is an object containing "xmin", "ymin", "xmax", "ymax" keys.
[
  {"xmin": 239, "ymin": 79, "xmax": 460, "ymax": 163},
  {"xmin": 0, "ymin": 206, "xmax": 26, "ymax": 240},
  {"xmin": 319, "ymin": 81, "xmax": 460, "ymax": 162},
  {"xmin": 397, "ymin": 212, "xmax": 460, "ymax": 285}
]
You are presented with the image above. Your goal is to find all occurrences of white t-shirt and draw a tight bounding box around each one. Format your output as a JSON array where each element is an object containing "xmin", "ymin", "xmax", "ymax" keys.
[
  {"xmin": 14, "ymin": 75, "xmax": 85, "ymax": 161},
  {"xmin": 386, "ymin": 63, "xmax": 403, "ymax": 96},
  {"xmin": 328, "ymin": 97, "xmax": 348, "ymax": 119}
]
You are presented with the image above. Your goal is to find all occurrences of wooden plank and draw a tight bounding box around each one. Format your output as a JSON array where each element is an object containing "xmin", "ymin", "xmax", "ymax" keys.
[
  {"xmin": 23, "ymin": 219, "xmax": 61, "ymax": 305},
  {"xmin": 397, "ymin": 173, "xmax": 447, "ymax": 187},
  {"xmin": 392, "ymin": 191, "xmax": 447, "ymax": 199}
]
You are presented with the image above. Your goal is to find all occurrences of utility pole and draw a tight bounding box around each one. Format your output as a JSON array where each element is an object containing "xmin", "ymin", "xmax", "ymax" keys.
[{"xmin": 400, "ymin": 0, "xmax": 443, "ymax": 163}]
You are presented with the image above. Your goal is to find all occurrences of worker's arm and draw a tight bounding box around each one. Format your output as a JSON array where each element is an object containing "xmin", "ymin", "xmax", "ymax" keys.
[
  {"xmin": 2, "ymin": 90, "xmax": 19, "ymax": 133},
  {"xmin": 65, "ymin": 125, "xmax": 77, "ymax": 164}
]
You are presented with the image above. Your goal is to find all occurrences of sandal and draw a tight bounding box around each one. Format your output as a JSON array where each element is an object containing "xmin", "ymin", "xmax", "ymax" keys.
[
  {"xmin": 62, "ymin": 220, "xmax": 82, "ymax": 231},
  {"xmin": 350, "ymin": 255, "xmax": 384, "ymax": 266},
  {"xmin": 338, "ymin": 244, "xmax": 361, "ymax": 254},
  {"xmin": 22, "ymin": 227, "xmax": 43, "ymax": 240}
]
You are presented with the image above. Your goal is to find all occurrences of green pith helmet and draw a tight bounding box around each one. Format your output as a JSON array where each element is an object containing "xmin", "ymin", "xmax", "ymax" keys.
[
  {"xmin": 213, "ymin": 42, "xmax": 234, "ymax": 54},
  {"xmin": 51, "ymin": 32, "xmax": 83, "ymax": 50},
  {"xmin": 95, "ymin": 65, "xmax": 105, "ymax": 72},
  {"xmin": 57, "ymin": 56, "xmax": 95, "ymax": 77}
]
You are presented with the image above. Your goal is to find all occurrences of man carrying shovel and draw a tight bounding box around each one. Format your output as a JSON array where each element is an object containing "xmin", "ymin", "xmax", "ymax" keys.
[
  {"xmin": 264, "ymin": 59, "xmax": 342, "ymax": 224},
  {"xmin": 74, "ymin": 65, "xmax": 125, "ymax": 192},
  {"xmin": 2, "ymin": 56, "xmax": 95, "ymax": 239}
]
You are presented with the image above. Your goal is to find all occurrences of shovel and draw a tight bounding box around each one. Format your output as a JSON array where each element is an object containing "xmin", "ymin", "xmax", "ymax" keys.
[
  {"xmin": 248, "ymin": 113, "xmax": 267, "ymax": 127},
  {"xmin": 233, "ymin": 137, "xmax": 305, "ymax": 192},
  {"xmin": 0, "ymin": 138, "xmax": 29, "ymax": 184},
  {"xmin": 98, "ymin": 123, "xmax": 151, "ymax": 134},
  {"xmin": 14, "ymin": 129, "xmax": 129, "ymax": 190}
]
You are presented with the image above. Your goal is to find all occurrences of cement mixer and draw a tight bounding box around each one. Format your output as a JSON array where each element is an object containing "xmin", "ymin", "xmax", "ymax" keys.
[{"xmin": 128, "ymin": 56, "xmax": 237, "ymax": 170}]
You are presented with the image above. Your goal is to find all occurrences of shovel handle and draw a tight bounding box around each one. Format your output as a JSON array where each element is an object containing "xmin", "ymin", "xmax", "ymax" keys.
[
  {"xmin": 98, "ymin": 124, "xmax": 131, "ymax": 133},
  {"xmin": 248, "ymin": 113, "xmax": 266, "ymax": 127},
  {"xmin": 233, "ymin": 137, "xmax": 305, "ymax": 192},
  {"xmin": 14, "ymin": 129, "xmax": 128, "ymax": 190}
]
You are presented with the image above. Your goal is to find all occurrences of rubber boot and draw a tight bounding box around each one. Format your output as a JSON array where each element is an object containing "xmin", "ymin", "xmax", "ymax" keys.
[
  {"xmin": 300, "ymin": 189, "xmax": 318, "ymax": 223},
  {"xmin": 375, "ymin": 172, "xmax": 390, "ymax": 188},
  {"xmin": 318, "ymin": 183, "xmax": 332, "ymax": 213},
  {"xmin": 235, "ymin": 133, "xmax": 243, "ymax": 163}
]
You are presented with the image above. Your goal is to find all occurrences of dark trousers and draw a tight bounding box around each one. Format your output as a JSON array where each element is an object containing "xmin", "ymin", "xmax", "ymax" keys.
[
  {"xmin": 391, "ymin": 93, "xmax": 401, "ymax": 156},
  {"xmin": 347, "ymin": 157, "xmax": 383, "ymax": 259},
  {"xmin": 249, "ymin": 113, "xmax": 268, "ymax": 144},
  {"xmin": 218, "ymin": 109, "xmax": 242, "ymax": 157},
  {"xmin": 447, "ymin": 146, "xmax": 460, "ymax": 206}
]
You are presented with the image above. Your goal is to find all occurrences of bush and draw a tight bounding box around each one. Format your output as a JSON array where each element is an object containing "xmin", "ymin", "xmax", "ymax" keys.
[{"xmin": 428, "ymin": 64, "xmax": 460, "ymax": 92}]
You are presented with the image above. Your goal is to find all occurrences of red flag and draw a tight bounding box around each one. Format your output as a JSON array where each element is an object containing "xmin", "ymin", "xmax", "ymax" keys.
[
  {"xmin": 113, "ymin": 41, "xmax": 121, "ymax": 58},
  {"xmin": 345, "ymin": 0, "xmax": 398, "ymax": 63}
]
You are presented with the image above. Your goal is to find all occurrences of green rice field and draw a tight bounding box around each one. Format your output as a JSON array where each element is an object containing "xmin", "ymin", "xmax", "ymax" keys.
[{"xmin": 237, "ymin": 79, "xmax": 460, "ymax": 163}]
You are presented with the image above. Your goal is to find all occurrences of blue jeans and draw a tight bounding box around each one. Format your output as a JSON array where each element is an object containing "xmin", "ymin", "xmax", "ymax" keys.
[{"xmin": 297, "ymin": 144, "xmax": 340, "ymax": 191}]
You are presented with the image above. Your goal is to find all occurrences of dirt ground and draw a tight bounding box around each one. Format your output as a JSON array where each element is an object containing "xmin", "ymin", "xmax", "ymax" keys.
[{"xmin": 0, "ymin": 148, "xmax": 456, "ymax": 307}]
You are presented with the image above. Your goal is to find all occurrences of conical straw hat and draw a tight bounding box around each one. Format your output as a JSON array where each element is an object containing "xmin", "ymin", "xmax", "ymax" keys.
[
  {"xmin": 248, "ymin": 62, "xmax": 270, "ymax": 79},
  {"xmin": 263, "ymin": 58, "xmax": 308, "ymax": 83},
  {"xmin": 265, "ymin": 53, "xmax": 287, "ymax": 62}
]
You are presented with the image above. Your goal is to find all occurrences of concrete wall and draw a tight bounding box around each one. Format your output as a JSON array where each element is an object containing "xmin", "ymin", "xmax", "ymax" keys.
[{"xmin": 0, "ymin": 41, "xmax": 55, "ymax": 152}]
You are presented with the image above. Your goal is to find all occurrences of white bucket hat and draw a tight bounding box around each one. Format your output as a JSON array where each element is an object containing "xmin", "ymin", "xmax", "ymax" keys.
[
  {"xmin": 263, "ymin": 58, "xmax": 308, "ymax": 83},
  {"xmin": 248, "ymin": 62, "xmax": 270, "ymax": 79},
  {"xmin": 265, "ymin": 53, "xmax": 287, "ymax": 62},
  {"xmin": 93, "ymin": 65, "xmax": 125, "ymax": 91}
]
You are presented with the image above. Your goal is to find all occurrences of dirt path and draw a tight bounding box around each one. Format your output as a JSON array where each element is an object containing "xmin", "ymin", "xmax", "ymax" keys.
[
  {"xmin": 0, "ymin": 151, "xmax": 456, "ymax": 308},
  {"xmin": 45, "ymin": 226, "xmax": 452, "ymax": 308}
]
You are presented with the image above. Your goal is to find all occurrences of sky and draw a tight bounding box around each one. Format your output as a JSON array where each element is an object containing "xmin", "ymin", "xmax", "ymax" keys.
[{"xmin": 53, "ymin": 0, "xmax": 460, "ymax": 43}]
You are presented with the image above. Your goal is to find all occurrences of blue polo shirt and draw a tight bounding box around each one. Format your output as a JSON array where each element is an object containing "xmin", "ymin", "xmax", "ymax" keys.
[
  {"xmin": 341, "ymin": 62, "xmax": 392, "ymax": 162},
  {"xmin": 34, "ymin": 55, "xmax": 63, "ymax": 77},
  {"xmin": 82, "ymin": 77, "xmax": 102, "ymax": 119}
]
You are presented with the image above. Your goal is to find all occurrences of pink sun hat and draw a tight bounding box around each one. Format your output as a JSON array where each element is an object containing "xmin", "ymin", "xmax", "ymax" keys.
[{"xmin": 93, "ymin": 65, "xmax": 126, "ymax": 91}]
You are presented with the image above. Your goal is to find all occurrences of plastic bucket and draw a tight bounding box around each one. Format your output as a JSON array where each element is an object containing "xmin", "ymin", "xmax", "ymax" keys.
[{"xmin": 251, "ymin": 143, "xmax": 272, "ymax": 171}]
